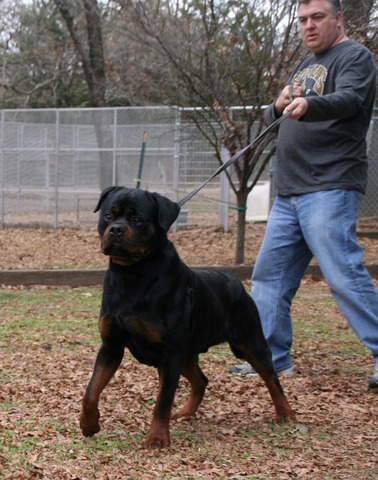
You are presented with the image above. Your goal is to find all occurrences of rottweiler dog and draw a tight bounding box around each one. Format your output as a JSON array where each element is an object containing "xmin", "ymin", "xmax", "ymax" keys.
[{"xmin": 79, "ymin": 186, "xmax": 295, "ymax": 448}]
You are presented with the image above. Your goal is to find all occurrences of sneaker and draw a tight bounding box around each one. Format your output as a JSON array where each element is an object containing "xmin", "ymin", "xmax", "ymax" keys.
[
  {"xmin": 229, "ymin": 363, "xmax": 259, "ymax": 376},
  {"xmin": 368, "ymin": 363, "xmax": 378, "ymax": 391},
  {"xmin": 229, "ymin": 363, "xmax": 295, "ymax": 377}
]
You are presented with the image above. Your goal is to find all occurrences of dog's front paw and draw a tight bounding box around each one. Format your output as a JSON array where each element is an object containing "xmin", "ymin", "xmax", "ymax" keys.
[
  {"xmin": 141, "ymin": 432, "xmax": 170, "ymax": 449},
  {"xmin": 79, "ymin": 409, "xmax": 101, "ymax": 437},
  {"xmin": 275, "ymin": 408, "xmax": 296, "ymax": 423}
]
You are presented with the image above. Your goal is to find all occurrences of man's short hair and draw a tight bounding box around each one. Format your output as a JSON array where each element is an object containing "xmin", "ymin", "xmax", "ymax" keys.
[{"xmin": 297, "ymin": 0, "xmax": 342, "ymax": 16}]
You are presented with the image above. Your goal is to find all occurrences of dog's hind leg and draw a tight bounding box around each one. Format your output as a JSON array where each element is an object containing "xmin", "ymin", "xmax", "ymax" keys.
[
  {"xmin": 80, "ymin": 343, "xmax": 124, "ymax": 437},
  {"xmin": 229, "ymin": 297, "xmax": 296, "ymax": 423},
  {"xmin": 231, "ymin": 342, "xmax": 296, "ymax": 423},
  {"xmin": 178, "ymin": 355, "xmax": 208, "ymax": 418}
]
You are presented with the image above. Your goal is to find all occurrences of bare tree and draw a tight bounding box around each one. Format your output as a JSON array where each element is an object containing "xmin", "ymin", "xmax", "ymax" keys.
[
  {"xmin": 343, "ymin": 0, "xmax": 378, "ymax": 53},
  {"xmin": 53, "ymin": 0, "xmax": 106, "ymax": 107},
  {"xmin": 0, "ymin": 0, "xmax": 79, "ymax": 107},
  {"xmin": 53, "ymin": 0, "xmax": 115, "ymax": 187},
  {"xmin": 117, "ymin": 0, "xmax": 301, "ymax": 263}
]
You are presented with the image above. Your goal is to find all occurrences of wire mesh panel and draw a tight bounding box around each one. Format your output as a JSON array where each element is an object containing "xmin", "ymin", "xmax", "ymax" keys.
[
  {"xmin": 0, "ymin": 110, "xmax": 58, "ymax": 226},
  {"xmin": 114, "ymin": 107, "xmax": 177, "ymax": 193},
  {"xmin": 176, "ymin": 119, "xmax": 225, "ymax": 227},
  {"xmin": 0, "ymin": 107, "xmax": 226, "ymax": 228},
  {"xmin": 360, "ymin": 113, "xmax": 378, "ymax": 218}
]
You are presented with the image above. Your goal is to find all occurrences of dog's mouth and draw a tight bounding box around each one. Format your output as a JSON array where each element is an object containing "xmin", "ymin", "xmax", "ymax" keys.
[{"xmin": 101, "ymin": 239, "xmax": 151, "ymax": 266}]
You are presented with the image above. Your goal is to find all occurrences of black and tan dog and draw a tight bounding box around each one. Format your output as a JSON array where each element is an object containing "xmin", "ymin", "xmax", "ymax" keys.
[{"xmin": 79, "ymin": 186, "xmax": 296, "ymax": 448}]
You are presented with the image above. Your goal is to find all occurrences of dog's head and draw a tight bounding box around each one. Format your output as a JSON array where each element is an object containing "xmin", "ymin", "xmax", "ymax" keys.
[{"xmin": 94, "ymin": 187, "xmax": 180, "ymax": 267}]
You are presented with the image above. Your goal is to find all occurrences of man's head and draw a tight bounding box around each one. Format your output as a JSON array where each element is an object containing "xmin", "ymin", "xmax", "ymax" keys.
[
  {"xmin": 297, "ymin": 0, "xmax": 341, "ymax": 15},
  {"xmin": 297, "ymin": 0, "xmax": 346, "ymax": 54}
]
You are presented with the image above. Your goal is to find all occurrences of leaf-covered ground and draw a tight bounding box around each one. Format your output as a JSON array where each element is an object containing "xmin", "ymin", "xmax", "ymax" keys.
[
  {"xmin": 0, "ymin": 218, "xmax": 377, "ymax": 270},
  {"xmin": 1, "ymin": 283, "xmax": 378, "ymax": 479},
  {"xmin": 0, "ymin": 222, "xmax": 378, "ymax": 479}
]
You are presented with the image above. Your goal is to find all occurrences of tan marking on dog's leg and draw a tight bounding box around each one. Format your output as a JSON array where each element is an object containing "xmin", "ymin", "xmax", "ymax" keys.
[
  {"xmin": 142, "ymin": 362, "xmax": 183, "ymax": 448},
  {"xmin": 237, "ymin": 347, "xmax": 296, "ymax": 422},
  {"xmin": 80, "ymin": 347, "xmax": 123, "ymax": 437},
  {"xmin": 178, "ymin": 356, "xmax": 208, "ymax": 418},
  {"xmin": 142, "ymin": 368, "xmax": 171, "ymax": 448}
]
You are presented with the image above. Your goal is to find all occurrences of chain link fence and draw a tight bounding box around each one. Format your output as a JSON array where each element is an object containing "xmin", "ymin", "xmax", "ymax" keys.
[
  {"xmin": 362, "ymin": 109, "xmax": 378, "ymax": 217},
  {"xmin": 0, "ymin": 107, "xmax": 377, "ymax": 230}
]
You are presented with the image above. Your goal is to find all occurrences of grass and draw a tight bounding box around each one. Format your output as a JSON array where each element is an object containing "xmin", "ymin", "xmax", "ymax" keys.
[
  {"xmin": 0, "ymin": 287, "xmax": 100, "ymax": 345},
  {"xmin": 1, "ymin": 284, "xmax": 377, "ymax": 479}
]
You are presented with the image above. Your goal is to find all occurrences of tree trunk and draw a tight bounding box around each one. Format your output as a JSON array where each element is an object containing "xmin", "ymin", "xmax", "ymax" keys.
[
  {"xmin": 83, "ymin": 0, "xmax": 106, "ymax": 108},
  {"xmin": 91, "ymin": 112, "xmax": 115, "ymax": 189},
  {"xmin": 234, "ymin": 192, "xmax": 248, "ymax": 265},
  {"xmin": 54, "ymin": 0, "xmax": 112, "ymax": 189}
]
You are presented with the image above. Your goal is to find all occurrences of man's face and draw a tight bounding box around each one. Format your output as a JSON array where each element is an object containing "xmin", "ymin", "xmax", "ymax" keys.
[{"xmin": 298, "ymin": 0, "xmax": 343, "ymax": 54}]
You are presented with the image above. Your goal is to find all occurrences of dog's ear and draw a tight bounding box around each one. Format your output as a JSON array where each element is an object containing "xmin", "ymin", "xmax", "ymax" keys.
[
  {"xmin": 152, "ymin": 192, "xmax": 180, "ymax": 231},
  {"xmin": 94, "ymin": 186, "xmax": 124, "ymax": 213}
]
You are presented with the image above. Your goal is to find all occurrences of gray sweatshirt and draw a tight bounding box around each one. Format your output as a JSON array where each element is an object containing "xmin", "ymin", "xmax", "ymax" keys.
[{"xmin": 264, "ymin": 40, "xmax": 376, "ymax": 196}]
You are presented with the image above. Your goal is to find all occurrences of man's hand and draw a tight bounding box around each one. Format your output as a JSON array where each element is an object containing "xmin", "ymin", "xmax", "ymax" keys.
[
  {"xmin": 275, "ymin": 82, "xmax": 308, "ymax": 120},
  {"xmin": 284, "ymin": 97, "xmax": 309, "ymax": 120}
]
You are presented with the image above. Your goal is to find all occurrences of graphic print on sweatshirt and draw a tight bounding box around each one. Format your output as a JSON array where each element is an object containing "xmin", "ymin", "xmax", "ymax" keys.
[{"xmin": 292, "ymin": 64, "xmax": 327, "ymax": 97}]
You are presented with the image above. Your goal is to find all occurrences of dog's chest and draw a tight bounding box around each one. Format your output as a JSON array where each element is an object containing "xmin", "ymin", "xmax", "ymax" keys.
[
  {"xmin": 104, "ymin": 289, "xmax": 162, "ymax": 340},
  {"xmin": 125, "ymin": 315, "xmax": 163, "ymax": 344}
]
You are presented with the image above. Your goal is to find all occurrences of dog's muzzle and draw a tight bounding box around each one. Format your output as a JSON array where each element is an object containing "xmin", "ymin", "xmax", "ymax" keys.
[
  {"xmin": 101, "ymin": 222, "xmax": 129, "ymax": 255},
  {"xmin": 101, "ymin": 222, "xmax": 151, "ymax": 266}
]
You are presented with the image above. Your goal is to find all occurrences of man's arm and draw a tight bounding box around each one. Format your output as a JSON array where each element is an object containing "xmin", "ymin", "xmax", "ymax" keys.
[{"xmin": 284, "ymin": 48, "xmax": 376, "ymax": 122}]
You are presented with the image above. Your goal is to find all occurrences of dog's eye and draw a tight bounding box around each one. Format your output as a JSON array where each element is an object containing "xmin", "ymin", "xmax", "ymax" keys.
[
  {"xmin": 104, "ymin": 213, "xmax": 113, "ymax": 222},
  {"xmin": 132, "ymin": 216, "xmax": 142, "ymax": 225}
]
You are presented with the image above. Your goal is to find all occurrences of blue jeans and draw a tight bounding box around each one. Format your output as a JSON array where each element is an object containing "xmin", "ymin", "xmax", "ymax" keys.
[{"xmin": 251, "ymin": 190, "xmax": 378, "ymax": 372}]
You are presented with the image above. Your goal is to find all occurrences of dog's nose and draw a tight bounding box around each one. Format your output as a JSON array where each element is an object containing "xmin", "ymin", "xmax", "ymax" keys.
[{"xmin": 109, "ymin": 223, "xmax": 125, "ymax": 237}]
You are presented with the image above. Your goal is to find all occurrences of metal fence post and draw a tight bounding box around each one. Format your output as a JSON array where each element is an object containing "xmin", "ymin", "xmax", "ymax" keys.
[
  {"xmin": 0, "ymin": 111, "xmax": 3, "ymax": 228},
  {"xmin": 171, "ymin": 107, "xmax": 181, "ymax": 233},
  {"xmin": 54, "ymin": 110, "xmax": 60, "ymax": 228},
  {"xmin": 112, "ymin": 109, "xmax": 117, "ymax": 185}
]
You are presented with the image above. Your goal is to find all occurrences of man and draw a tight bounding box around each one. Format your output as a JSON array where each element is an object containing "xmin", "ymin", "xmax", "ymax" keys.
[{"xmin": 230, "ymin": 0, "xmax": 378, "ymax": 390}]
